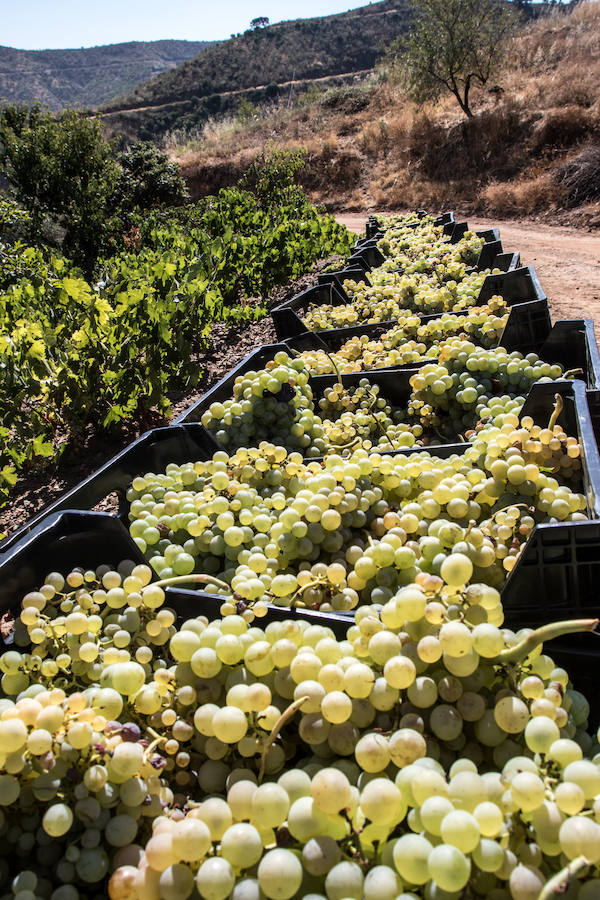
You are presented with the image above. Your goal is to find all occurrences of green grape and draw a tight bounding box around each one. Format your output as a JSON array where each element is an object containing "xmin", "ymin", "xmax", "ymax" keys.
[
  {"xmin": 257, "ymin": 849, "xmax": 302, "ymax": 900},
  {"xmin": 324, "ymin": 860, "xmax": 364, "ymax": 900},
  {"xmin": 220, "ymin": 824, "xmax": 262, "ymax": 869},
  {"xmin": 427, "ymin": 844, "xmax": 470, "ymax": 892},
  {"xmin": 196, "ymin": 857, "xmax": 236, "ymax": 900}
]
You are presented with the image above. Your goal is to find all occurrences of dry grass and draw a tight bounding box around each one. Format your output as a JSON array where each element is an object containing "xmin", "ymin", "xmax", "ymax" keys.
[{"xmin": 170, "ymin": 2, "xmax": 600, "ymax": 222}]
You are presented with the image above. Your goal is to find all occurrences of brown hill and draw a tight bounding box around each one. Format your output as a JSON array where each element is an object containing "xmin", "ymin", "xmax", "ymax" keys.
[
  {"xmin": 173, "ymin": 2, "xmax": 600, "ymax": 228},
  {"xmin": 101, "ymin": 0, "xmax": 411, "ymax": 140}
]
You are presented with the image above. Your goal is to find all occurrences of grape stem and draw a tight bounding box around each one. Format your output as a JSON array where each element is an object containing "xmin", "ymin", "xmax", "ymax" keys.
[
  {"xmin": 548, "ymin": 393, "xmax": 563, "ymax": 431},
  {"xmin": 537, "ymin": 855, "xmax": 589, "ymax": 898},
  {"xmin": 258, "ymin": 695, "xmax": 309, "ymax": 783},
  {"xmin": 148, "ymin": 574, "xmax": 232, "ymax": 592},
  {"xmin": 491, "ymin": 618, "xmax": 599, "ymax": 665}
]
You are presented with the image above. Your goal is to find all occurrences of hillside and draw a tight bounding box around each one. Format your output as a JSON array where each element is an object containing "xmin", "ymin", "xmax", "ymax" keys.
[
  {"xmin": 102, "ymin": 0, "xmax": 410, "ymax": 139},
  {"xmin": 0, "ymin": 40, "xmax": 211, "ymax": 111},
  {"xmin": 173, "ymin": 2, "xmax": 600, "ymax": 228}
]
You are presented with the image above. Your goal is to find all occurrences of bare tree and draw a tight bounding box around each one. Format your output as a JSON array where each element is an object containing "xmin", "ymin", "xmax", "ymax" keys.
[{"xmin": 386, "ymin": 0, "xmax": 518, "ymax": 118}]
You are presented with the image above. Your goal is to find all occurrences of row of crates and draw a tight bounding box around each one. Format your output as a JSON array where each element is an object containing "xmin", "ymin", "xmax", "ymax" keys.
[{"xmin": 2, "ymin": 211, "xmax": 600, "ymax": 704}]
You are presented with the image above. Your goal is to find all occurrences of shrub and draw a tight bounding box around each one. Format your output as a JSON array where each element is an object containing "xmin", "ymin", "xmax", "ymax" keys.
[
  {"xmin": 556, "ymin": 143, "xmax": 600, "ymax": 206},
  {"xmin": 532, "ymin": 107, "xmax": 594, "ymax": 153}
]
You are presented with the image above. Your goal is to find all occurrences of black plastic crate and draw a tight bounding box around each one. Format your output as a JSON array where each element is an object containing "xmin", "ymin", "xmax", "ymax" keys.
[
  {"xmin": 7, "ymin": 318, "xmax": 599, "ymax": 552},
  {"xmin": 586, "ymin": 387, "xmax": 600, "ymax": 449},
  {"xmin": 434, "ymin": 212, "xmax": 454, "ymax": 228},
  {"xmin": 0, "ymin": 424, "xmax": 221, "ymax": 553},
  {"xmin": 272, "ymin": 265, "xmax": 549, "ymax": 341},
  {"xmin": 0, "ymin": 512, "xmax": 352, "ymax": 648},
  {"xmin": 450, "ymin": 223, "xmax": 501, "ymax": 245},
  {"xmin": 366, "ymin": 210, "xmax": 430, "ymax": 237},
  {"xmin": 493, "ymin": 251, "xmax": 521, "ymax": 273},
  {"xmin": 285, "ymin": 297, "xmax": 552, "ymax": 361},
  {"xmin": 0, "ymin": 512, "xmax": 148, "ymax": 636},
  {"xmin": 2, "ymin": 514, "xmax": 598, "ymax": 711},
  {"xmin": 347, "ymin": 245, "xmax": 386, "ymax": 271},
  {"xmin": 2, "ymin": 384, "xmax": 599, "ymax": 649},
  {"xmin": 165, "ymin": 587, "xmax": 351, "ymax": 639},
  {"xmin": 347, "ymin": 230, "xmax": 505, "ymax": 278},
  {"xmin": 178, "ymin": 320, "xmax": 600, "ymax": 429},
  {"xmin": 317, "ymin": 267, "xmax": 366, "ymax": 296}
]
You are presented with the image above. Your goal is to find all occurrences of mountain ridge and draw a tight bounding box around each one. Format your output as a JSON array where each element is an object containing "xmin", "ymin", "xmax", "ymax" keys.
[
  {"xmin": 101, "ymin": 0, "xmax": 410, "ymax": 138},
  {"xmin": 0, "ymin": 40, "xmax": 212, "ymax": 111}
]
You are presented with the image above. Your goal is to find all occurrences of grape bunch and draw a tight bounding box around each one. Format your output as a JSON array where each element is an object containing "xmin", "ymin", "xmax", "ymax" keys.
[
  {"xmin": 374, "ymin": 215, "xmax": 484, "ymax": 273},
  {"xmin": 126, "ymin": 406, "xmax": 587, "ymax": 614},
  {"xmin": 373, "ymin": 211, "xmax": 434, "ymax": 231},
  {"xmin": 1, "ymin": 545, "xmax": 600, "ymax": 899},
  {"xmin": 199, "ymin": 352, "xmax": 418, "ymax": 457},
  {"xmin": 304, "ymin": 268, "xmax": 494, "ymax": 331},
  {"xmin": 408, "ymin": 341, "xmax": 566, "ymax": 437},
  {"xmin": 317, "ymin": 380, "xmax": 422, "ymax": 451},
  {"xmin": 200, "ymin": 337, "xmax": 568, "ymax": 456},
  {"xmin": 297, "ymin": 299, "xmax": 508, "ymax": 376},
  {"xmin": 200, "ymin": 353, "xmax": 326, "ymax": 455}
]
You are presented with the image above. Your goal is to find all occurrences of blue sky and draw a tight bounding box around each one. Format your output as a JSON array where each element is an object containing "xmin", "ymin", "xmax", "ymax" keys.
[{"xmin": 1, "ymin": 0, "xmax": 375, "ymax": 50}]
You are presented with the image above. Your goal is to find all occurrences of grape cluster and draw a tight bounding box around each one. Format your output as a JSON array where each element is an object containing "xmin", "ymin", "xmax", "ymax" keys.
[
  {"xmin": 408, "ymin": 341, "xmax": 565, "ymax": 437},
  {"xmin": 377, "ymin": 228, "xmax": 484, "ymax": 275},
  {"xmin": 126, "ymin": 407, "xmax": 587, "ymax": 615},
  {"xmin": 199, "ymin": 353, "xmax": 418, "ymax": 457},
  {"xmin": 304, "ymin": 269, "xmax": 493, "ymax": 331},
  {"xmin": 1, "ymin": 545, "xmax": 599, "ymax": 899},
  {"xmin": 317, "ymin": 380, "xmax": 421, "ymax": 451},
  {"xmin": 200, "ymin": 338, "xmax": 567, "ymax": 456},
  {"xmin": 298, "ymin": 299, "xmax": 508, "ymax": 376},
  {"xmin": 373, "ymin": 212, "xmax": 434, "ymax": 231}
]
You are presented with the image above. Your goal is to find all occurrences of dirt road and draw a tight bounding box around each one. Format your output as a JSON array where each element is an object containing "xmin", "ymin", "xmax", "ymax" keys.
[{"xmin": 336, "ymin": 213, "xmax": 600, "ymax": 340}]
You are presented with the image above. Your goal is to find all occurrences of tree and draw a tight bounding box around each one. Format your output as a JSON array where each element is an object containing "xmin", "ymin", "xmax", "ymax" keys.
[
  {"xmin": 0, "ymin": 109, "xmax": 189, "ymax": 274},
  {"xmin": 386, "ymin": 0, "xmax": 518, "ymax": 118},
  {"xmin": 0, "ymin": 105, "xmax": 119, "ymax": 273},
  {"xmin": 112, "ymin": 142, "xmax": 189, "ymax": 214},
  {"xmin": 250, "ymin": 16, "xmax": 269, "ymax": 29}
]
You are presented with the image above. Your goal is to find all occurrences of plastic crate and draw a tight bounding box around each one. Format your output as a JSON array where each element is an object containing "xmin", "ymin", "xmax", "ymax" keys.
[
  {"xmin": 0, "ymin": 512, "xmax": 353, "ymax": 649},
  {"xmin": 348, "ymin": 240, "xmax": 507, "ymax": 278},
  {"xmin": 3, "ymin": 384, "xmax": 599, "ymax": 651},
  {"xmin": 272, "ymin": 265, "xmax": 550, "ymax": 341},
  {"xmin": 0, "ymin": 512, "xmax": 147, "ymax": 639},
  {"xmin": 347, "ymin": 245, "xmax": 386, "ymax": 271},
  {"xmin": 450, "ymin": 223, "xmax": 501, "ymax": 245},
  {"xmin": 434, "ymin": 212, "xmax": 454, "ymax": 228},
  {"xmin": 366, "ymin": 210, "xmax": 429, "ymax": 238},
  {"xmin": 493, "ymin": 251, "xmax": 521, "ymax": 273},
  {"xmin": 317, "ymin": 267, "xmax": 366, "ymax": 295},
  {"xmin": 7, "ymin": 316, "xmax": 600, "ymax": 551},
  {"xmin": 283, "ymin": 299, "xmax": 552, "ymax": 359},
  {"xmin": 0, "ymin": 424, "xmax": 221, "ymax": 553},
  {"xmin": 180, "ymin": 319, "xmax": 600, "ymax": 425},
  {"xmin": 164, "ymin": 587, "xmax": 351, "ymax": 639},
  {"xmin": 173, "ymin": 355, "xmax": 600, "ymax": 477}
]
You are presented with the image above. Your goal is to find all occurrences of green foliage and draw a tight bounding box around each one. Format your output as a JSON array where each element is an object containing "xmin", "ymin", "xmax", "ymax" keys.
[
  {"xmin": 0, "ymin": 110, "xmax": 192, "ymax": 275},
  {"xmin": 238, "ymin": 147, "xmax": 308, "ymax": 208},
  {"xmin": 0, "ymin": 178, "xmax": 353, "ymax": 508},
  {"xmin": 0, "ymin": 105, "xmax": 120, "ymax": 273},
  {"xmin": 112, "ymin": 141, "xmax": 189, "ymax": 214},
  {"xmin": 385, "ymin": 0, "xmax": 518, "ymax": 117},
  {"xmin": 235, "ymin": 97, "xmax": 261, "ymax": 124}
]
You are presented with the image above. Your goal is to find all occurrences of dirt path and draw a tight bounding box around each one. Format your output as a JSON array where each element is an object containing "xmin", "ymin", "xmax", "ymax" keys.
[{"xmin": 337, "ymin": 213, "xmax": 600, "ymax": 340}]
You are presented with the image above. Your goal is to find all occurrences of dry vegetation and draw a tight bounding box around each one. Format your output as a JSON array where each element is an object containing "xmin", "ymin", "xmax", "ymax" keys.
[{"xmin": 170, "ymin": 2, "xmax": 600, "ymax": 225}]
